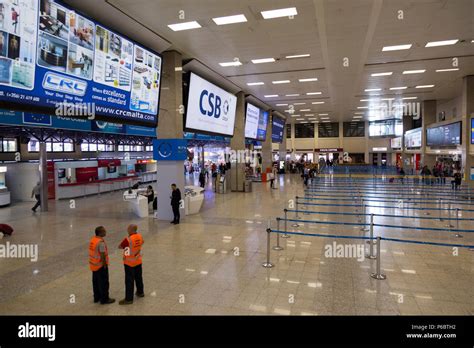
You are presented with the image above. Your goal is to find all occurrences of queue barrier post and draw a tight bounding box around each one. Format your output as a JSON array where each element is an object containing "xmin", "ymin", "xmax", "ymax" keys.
[
  {"xmin": 365, "ymin": 214, "xmax": 376, "ymax": 259},
  {"xmin": 454, "ymin": 208, "xmax": 463, "ymax": 238},
  {"xmin": 361, "ymin": 204, "xmax": 369, "ymax": 231},
  {"xmin": 292, "ymin": 197, "xmax": 300, "ymax": 227},
  {"xmin": 262, "ymin": 228, "xmax": 274, "ymax": 268},
  {"xmin": 446, "ymin": 203, "xmax": 454, "ymax": 228},
  {"xmin": 273, "ymin": 218, "xmax": 284, "ymax": 251},
  {"xmin": 424, "ymin": 193, "xmax": 430, "ymax": 216},
  {"xmin": 438, "ymin": 199, "xmax": 443, "ymax": 221},
  {"xmin": 370, "ymin": 237, "xmax": 386, "ymax": 280},
  {"xmin": 282, "ymin": 209, "xmax": 290, "ymax": 238}
]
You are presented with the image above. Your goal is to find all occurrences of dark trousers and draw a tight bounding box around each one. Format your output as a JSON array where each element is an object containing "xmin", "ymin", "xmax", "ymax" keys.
[
  {"xmin": 270, "ymin": 179, "xmax": 275, "ymax": 188},
  {"xmin": 32, "ymin": 194, "xmax": 41, "ymax": 211},
  {"xmin": 125, "ymin": 264, "xmax": 144, "ymax": 301},
  {"xmin": 92, "ymin": 266, "xmax": 110, "ymax": 304},
  {"xmin": 172, "ymin": 204, "xmax": 180, "ymax": 223}
]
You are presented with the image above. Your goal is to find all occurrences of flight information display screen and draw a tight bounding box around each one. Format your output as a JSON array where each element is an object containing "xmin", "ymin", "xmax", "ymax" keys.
[{"xmin": 426, "ymin": 122, "xmax": 461, "ymax": 147}]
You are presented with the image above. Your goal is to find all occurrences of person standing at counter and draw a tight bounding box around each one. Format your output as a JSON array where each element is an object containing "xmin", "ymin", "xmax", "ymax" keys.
[
  {"xmin": 118, "ymin": 224, "xmax": 144, "ymax": 305},
  {"xmin": 170, "ymin": 184, "xmax": 181, "ymax": 225},
  {"xmin": 89, "ymin": 226, "xmax": 115, "ymax": 305},
  {"xmin": 31, "ymin": 182, "xmax": 41, "ymax": 212}
]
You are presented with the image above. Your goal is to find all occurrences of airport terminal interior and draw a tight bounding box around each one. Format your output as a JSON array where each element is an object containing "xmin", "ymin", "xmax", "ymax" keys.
[{"xmin": 0, "ymin": 0, "xmax": 473, "ymax": 318}]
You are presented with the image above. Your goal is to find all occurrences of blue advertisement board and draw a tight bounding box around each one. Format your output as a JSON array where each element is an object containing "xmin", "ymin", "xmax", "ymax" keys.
[
  {"xmin": 0, "ymin": 0, "xmax": 162, "ymax": 126},
  {"xmin": 153, "ymin": 139, "xmax": 188, "ymax": 161},
  {"xmin": 271, "ymin": 115, "xmax": 285, "ymax": 143},
  {"xmin": 0, "ymin": 109, "xmax": 154, "ymax": 136}
]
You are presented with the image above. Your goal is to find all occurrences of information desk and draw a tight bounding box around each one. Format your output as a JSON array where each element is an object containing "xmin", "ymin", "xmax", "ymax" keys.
[
  {"xmin": 57, "ymin": 176, "xmax": 140, "ymax": 199},
  {"xmin": 0, "ymin": 188, "xmax": 10, "ymax": 207},
  {"xmin": 184, "ymin": 186, "xmax": 205, "ymax": 215},
  {"xmin": 123, "ymin": 188, "xmax": 149, "ymax": 218}
]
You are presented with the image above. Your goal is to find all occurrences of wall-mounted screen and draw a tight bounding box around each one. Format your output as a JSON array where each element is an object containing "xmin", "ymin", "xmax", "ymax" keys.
[
  {"xmin": 471, "ymin": 119, "xmax": 474, "ymax": 145},
  {"xmin": 404, "ymin": 128, "xmax": 422, "ymax": 149},
  {"xmin": 244, "ymin": 103, "xmax": 268, "ymax": 141},
  {"xmin": 272, "ymin": 115, "xmax": 285, "ymax": 143},
  {"xmin": 0, "ymin": 0, "xmax": 162, "ymax": 126},
  {"xmin": 391, "ymin": 137, "xmax": 402, "ymax": 149},
  {"xmin": 426, "ymin": 122, "xmax": 461, "ymax": 147},
  {"xmin": 185, "ymin": 73, "xmax": 237, "ymax": 136}
]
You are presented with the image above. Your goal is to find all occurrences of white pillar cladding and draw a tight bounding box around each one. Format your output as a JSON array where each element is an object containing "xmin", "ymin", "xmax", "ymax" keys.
[
  {"xmin": 229, "ymin": 91, "xmax": 246, "ymax": 191},
  {"xmin": 461, "ymin": 75, "xmax": 474, "ymax": 186},
  {"xmin": 155, "ymin": 50, "xmax": 185, "ymax": 221},
  {"xmin": 261, "ymin": 110, "xmax": 273, "ymax": 173}
]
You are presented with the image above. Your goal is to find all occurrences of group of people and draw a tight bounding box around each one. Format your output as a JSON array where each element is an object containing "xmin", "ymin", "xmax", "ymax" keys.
[
  {"xmin": 89, "ymin": 224, "xmax": 144, "ymax": 305},
  {"xmin": 420, "ymin": 162, "xmax": 462, "ymax": 189}
]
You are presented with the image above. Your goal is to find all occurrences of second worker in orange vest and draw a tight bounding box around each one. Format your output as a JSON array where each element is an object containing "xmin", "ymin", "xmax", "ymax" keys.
[{"xmin": 118, "ymin": 224, "xmax": 144, "ymax": 305}]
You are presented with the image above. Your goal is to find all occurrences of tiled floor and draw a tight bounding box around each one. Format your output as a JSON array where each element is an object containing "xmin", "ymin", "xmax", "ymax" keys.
[{"xmin": 0, "ymin": 174, "xmax": 472, "ymax": 315}]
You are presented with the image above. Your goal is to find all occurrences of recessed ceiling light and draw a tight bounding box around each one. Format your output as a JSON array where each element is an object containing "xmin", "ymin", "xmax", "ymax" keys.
[
  {"xmin": 425, "ymin": 39, "xmax": 459, "ymax": 47},
  {"xmin": 300, "ymin": 109, "xmax": 311, "ymax": 112},
  {"xmin": 291, "ymin": 114, "xmax": 301, "ymax": 117},
  {"xmin": 353, "ymin": 116, "xmax": 363, "ymax": 119},
  {"xmin": 247, "ymin": 82, "xmax": 264, "ymax": 86},
  {"xmin": 312, "ymin": 101, "xmax": 325, "ymax": 104},
  {"xmin": 261, "ymin": 7, "xmax": 297, "ymax": 19},
  {"xmin": 360, "ymin": 99, "xmax": 371, "ymax": 102},
  {"xmin": 354, "ymin": 112, "xmax": 364, "ymax": 115},
  {"xmin": 320, "ymin": 117, "xmax": 329, "ymax": 119},
  {"xmin": 322, "ymin": 120, "xmax": 331, "ymax": 123},
  {"xmin": 212, "ymin": 14, "xmax": 247, "ymax": 25},
  {"xmin": 436, "ymin": 68, "xmax": 459, "ymax": 72},
  {"xmin": 319, "ymin": 113, "xmax": 328, "ymax": 116},
  {"xmin": 272, "ymin": 80, "xmax": 290, "ymax": 84},
  {"xmin": 299, "ymin": 78, "xmax": 318, "ymax": 82},
  {"xmin": 365, "ymin": 88, "xmax": 381, "ymax": 92},
  {"xmin": 415, "ymin": 85, "xmax": 435, "ymax": 88},
  {"xmin": 306, "ymin": 92, "xmax": 322, "ymax": 95},
  {"xmin": 296, "ymin": 118, "xmax": 304, "ymax": 120},
  {"xmin": 381, "ymin": 98, "xmax": 395, "ymax": 101},
  {"xmin": 264, "ymin": 94, "xmax": 279, "ymax": 98},
  {"xmin": 371, "ymin": 72, "xmax": 393, "ymax": 77},
  {"xmin": 403, "ymin": 70, "xmax": 425, "ymax": 74},
  {"xmin": 294, "ymin": 102, "xmax": 306, "ymax": 105},
  {"xmin": 382, "ymin": 44, "xmax": 412, "ymax": 51},
  {"xmin": 305, "ymin": 114, "xmax": 315, "ymax": 116},
  {"xmin": 219, "ymin": 61, "xmax": 242, "ymax": 67},
  {"xmin": 286, "ymin": 54, "xmax": 310, "ymax": 59},
  {"xmin": 308, "ymin": 118, "xmax": 317, "ymax": 120},
  {"xmin": 402, "ymin": 97, "xmax": 417, "ymax": 100},
  {"xmin": 357, "ymin": 106, "xmax": 369, "ymax": 109},
  {"xmin": 251, "ymin": 58, "xmax": 275, "ymax": 64},
  {"xmin": 174, "ymin": 67, "xmax": 183, "ymax": 71},
  {"xmin": 168, "ymin": 21, "xmax": 201, "ymax": 31},
  {"xmin": 276, "ymin": 103, "xmax": 288, "ymax": 106},
  {"xmin": 390, "ymin": 86, "xmax": 407, "ymax": 90},
  {"xmin": 286, "ymin": 94, "xmax": 300, "ymax": 97}
]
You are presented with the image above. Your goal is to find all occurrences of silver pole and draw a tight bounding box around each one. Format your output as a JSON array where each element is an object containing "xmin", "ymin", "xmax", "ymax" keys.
[
  {"xmin": 454, "ymin": 208, "xmax": 463, "ymax": 238},
  {"xmin": 446, "ymin": 203, "xmax": 454, "ymax": 228},
  {"xmin": 273, "ymin": 218, "xmax": 284, "ymax": 250},
  {"xmin": 262, "ymin": 228, "xmax": 274, "ymax": 268},
  {"xmin": 282, "ymin": 209, "xmax": 290, "ymax": 238},
  {"xmin": 438, "ymin": 198, "xmax": 442, "ymax": 221},
  {"xmin": 370, "ymin": 237, "xmax": 386, "ymax": 280},
  {"xmin": 366, "ymin": 214, "xmax": 376, "ymax": 259},
  {"xmin": 39, "ymin": 141, "xmax": 49, "ymax": 212},
  {"xmin": 361, "ymin": 204, "xmax": 369, "ymax": 231}
]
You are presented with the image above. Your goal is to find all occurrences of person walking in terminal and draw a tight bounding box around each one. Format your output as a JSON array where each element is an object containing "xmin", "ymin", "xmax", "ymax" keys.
[
  {"xmin": 118, "ymin": 224, "xmax": 144, "ymax": 305},
  {"xmin": 89, "ymin": 226, "xmax": 115, "ymax": 305},
  {"xmin": 170, "ymin": 183, "xmax": 182, "ymax": 224},
  {"xmin": 31, "ymin": 182, "xmax": 41, "ymax": 212}
]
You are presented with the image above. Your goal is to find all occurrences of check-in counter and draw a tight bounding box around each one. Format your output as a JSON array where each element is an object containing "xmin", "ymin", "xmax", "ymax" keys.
[
  {"xmin": 123, "ymin": 188, "xmax": 149, "ymax": 218},
  {"xmin": 57, "ymin": 176, "xmax": 140, "ymax": 199}
]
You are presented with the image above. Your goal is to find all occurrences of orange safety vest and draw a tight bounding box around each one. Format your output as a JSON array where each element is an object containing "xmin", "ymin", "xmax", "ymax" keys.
[
  {"xmin": 123, "ymin": 233, "xmax": 143, "ymax": 267},
  {"xmin": 89, "ymin": 236, "xmax": 109, "ymax": 271}
]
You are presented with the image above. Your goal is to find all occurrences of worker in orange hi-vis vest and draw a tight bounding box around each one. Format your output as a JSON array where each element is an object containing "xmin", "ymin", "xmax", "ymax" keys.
[
  {"xmin": 118, "ymin": 224, "xmax": 144, "ymax": 305},
  {"xmin": 89, "ymin": 226, "xmax": 115, "ymax": 304}
]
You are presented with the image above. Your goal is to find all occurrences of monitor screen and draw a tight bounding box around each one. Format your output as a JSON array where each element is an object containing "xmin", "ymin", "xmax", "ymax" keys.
[
  {"xmin": 404, "ymin": 128, "xmax": 422, "ymax": 149},
  {"xmin": 244, "ymin": 103, "xmax": 260, "ymax": 140},
  {"xmin": 0, "ymin": 0, "xmax": 163, "ymax": 126},
  {"xmin": 185, "ymin": 73, "xmax": 237, "ymax": 136},
  {"xmin": 271, "ymin": 115, "xmax": 285, "ymax": 143},
  {"xmin": 426, "ymin": 122, "xmax": 461, "ymax": 147}
]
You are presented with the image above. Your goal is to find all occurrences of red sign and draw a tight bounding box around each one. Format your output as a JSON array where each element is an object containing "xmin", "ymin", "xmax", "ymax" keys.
[
  {"xmin": 97, "ymin": 159, "xmax": 121, "ymax": 167},
  {"xmin": 76, "ymin": 167, "xmax": 99, "ymax": 183}
]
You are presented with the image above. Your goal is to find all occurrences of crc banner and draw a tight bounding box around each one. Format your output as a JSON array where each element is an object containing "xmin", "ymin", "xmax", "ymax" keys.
[{"xmin": 0, "ymin": 0, "xmax": 162, "ymax": 126}]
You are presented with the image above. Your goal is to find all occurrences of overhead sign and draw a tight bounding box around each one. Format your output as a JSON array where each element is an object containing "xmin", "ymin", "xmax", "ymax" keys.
[
  {"xmin": 316, "ymin": 148, "xmax": 343, "ymax": 153},
  {"xmin": 271, "ymin": 115, "xmax": 285, "ymax": 143},
  {"xmin": 390, "ymin": 137, "xmax": 402, "ymax": 149},
  {"xmin": 153, "ymin": 139, "xmax": 188, "ymax": 161},
  {"xmin": 405, "ymin": 128, "xmax": 422, "ymax": 149},
  {"xmin": 0, "ymin": 0, "xmax": 162, "ymax": 126},
  {"xmin": 244, "ymin": 103, "xmax": 260, "ymax": 139},
  {"xmin": 185, "ymin": 73, "xmax": 237, "ymax": 136}
]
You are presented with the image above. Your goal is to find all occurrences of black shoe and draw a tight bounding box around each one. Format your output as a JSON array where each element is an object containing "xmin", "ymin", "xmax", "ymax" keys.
[
  {"xmin": 119, "ymin": 299, "xmax": 133, "ymax": 305},
  {"xmin": 100, "ymin": 298, "xmax": 115, "ymax": 305},
  {"xmin": 32, "ymin": 208, "xmax": 36, "ymax": 212},
  {"xmin": 175, "ymin": 221, "xmax": 180, "ymax": 225},
  {"xmin": 170, "ymin": 221, "xmax": 176, "ymax": 224},
  {"xmin": 136, "ymin": 292, "xmax": 145, "ymax": 298}
]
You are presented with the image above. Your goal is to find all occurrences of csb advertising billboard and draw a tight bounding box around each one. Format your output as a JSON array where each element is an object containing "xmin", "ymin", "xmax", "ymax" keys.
[{"xmin": 0, "ymin": 0, "xmax": 162, "ymax": 126}]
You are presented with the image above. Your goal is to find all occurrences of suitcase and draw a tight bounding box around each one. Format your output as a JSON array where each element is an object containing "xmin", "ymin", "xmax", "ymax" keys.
[{"xmin": 389, "ymin": 177, "xmax": 394, "ymax": 183}]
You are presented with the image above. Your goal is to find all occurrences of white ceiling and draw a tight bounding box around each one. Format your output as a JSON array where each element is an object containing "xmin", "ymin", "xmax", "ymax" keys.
[{"xmin": 66, "ymin": 0, "xmax": 474, "ymax": 124}]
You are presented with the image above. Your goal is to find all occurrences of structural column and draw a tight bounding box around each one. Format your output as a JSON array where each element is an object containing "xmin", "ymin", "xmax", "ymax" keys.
[
  {"xmin": 461, "ymin": 75, "xmax": 474, "ymax": 186},
  {"xmin": 155, "ymin": 50, "xmax": 185, "ymax": 221},
  {"xmin": 39, "ymin": 141, "xmax": 48, "ymax": 212},
  {"xmin": 229, "ymin": 91, "xmax": 246, "ymax": 191},
  {"xmin": 421, "ymin": 100, "xmax": 437, "ymax": 168},
  {"xmin": 261, "ymin": 111, "xmax": 273, "ymax": 172}
]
